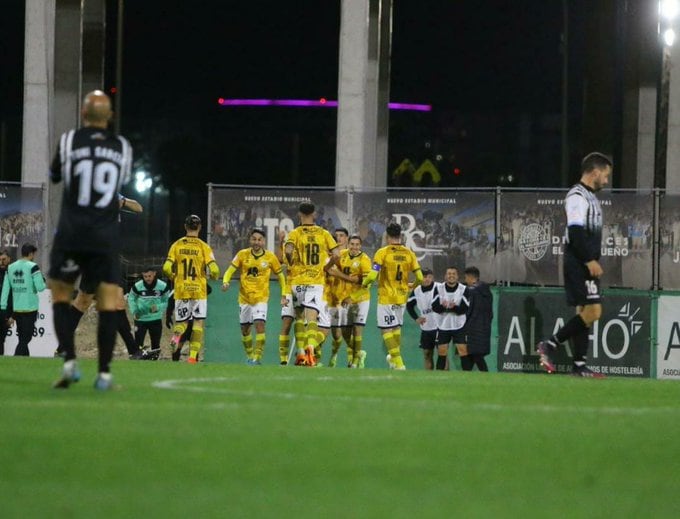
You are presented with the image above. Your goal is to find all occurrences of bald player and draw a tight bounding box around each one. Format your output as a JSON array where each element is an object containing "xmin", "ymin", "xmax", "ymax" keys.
[{"xmin": 50, "ymin": 90, "xmax": 133, "ymax": 391}]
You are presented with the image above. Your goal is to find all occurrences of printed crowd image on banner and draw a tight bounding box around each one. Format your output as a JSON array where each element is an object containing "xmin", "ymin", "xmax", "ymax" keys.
[
  {"xmin": 209, "ymin": 188, "xmax": 349, "ymax": 267},
  {"xmin": 659, "ymin": 194, "xmax": 680, "ymax": 290},
  {"xmin": 497, "ymin": 191, "xmax": 653, "ymax": 289},
  {"xmin": 351, "ymin": 191, "xmax": 495, "ymax": 279},
  {"xmin": 0, "ymin": 184, "xmax": 45, "ymax": 263}
]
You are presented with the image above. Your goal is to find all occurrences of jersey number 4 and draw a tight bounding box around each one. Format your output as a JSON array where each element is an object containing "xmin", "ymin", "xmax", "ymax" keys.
[{"xmin": 73, "ymin": 160, "xmax": 119, "ymax": 208}]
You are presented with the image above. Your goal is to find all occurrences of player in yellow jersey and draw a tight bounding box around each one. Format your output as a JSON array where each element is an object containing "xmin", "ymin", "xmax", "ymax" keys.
[
  {"xmin": 327, "ymin": 228, "xmax": 350, "ymax": 366},
  {"xmin": 362, "ymin": 222, "xmax": 423, "ymax": 369},
  {"xmin": 284, "ymin": 202, "xmax": 339, "ymax": 366},
  {"xmin": 335, "ymin": 235, "xmax": 372, "ymax": 368},
  {"xmin": 163, "ymin": 214, "xmax": 220, "ymax": 363},
  {"xmin": 277, "ymin": 230, "xmax": 304, "ymax": 365},
  {"xmin": 221, "ymin": 228, "xmax": 287, "ymax": 365}
]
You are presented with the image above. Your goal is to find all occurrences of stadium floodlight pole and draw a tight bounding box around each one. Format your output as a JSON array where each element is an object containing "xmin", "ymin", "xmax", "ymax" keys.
[
  {"xmin": 114, "ymin": 0, "xmax": 124, "ymax": 134},
  {"xmin": 654, "ymin": 0, "xmax": 678, "ymax": 190},
  {"xmin": 653, "ymin": 0, "xmax": 678, "ymax": 289}
]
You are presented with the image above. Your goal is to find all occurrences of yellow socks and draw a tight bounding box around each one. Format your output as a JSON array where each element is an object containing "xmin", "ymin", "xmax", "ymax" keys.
[
  {"xmin": 279, "ymin": 334, "xmax": 290, "ymax": 363},
  {"xmin": 254, "ymin": 333, "xmax": 266, "ymax": 360},
  {"xmin": 241, "ymin": 334, "xmax": 253, "ymax": 359},
  {"xmin": 383, "ymin": 331, "xmax": 404, "ymax": 368},
  {"xmin": 189, "ymin": 328, "xmax": 204, "ymax": 362}
]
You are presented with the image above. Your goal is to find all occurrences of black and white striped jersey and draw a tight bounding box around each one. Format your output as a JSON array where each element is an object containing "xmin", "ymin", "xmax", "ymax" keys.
[
  {"xmin": 564, "ymin": 182, "xmax": 603, "ymax": 261},
  {"xmin": 50, "ymin": 127, "xmax": 132, "ymax": 252}
]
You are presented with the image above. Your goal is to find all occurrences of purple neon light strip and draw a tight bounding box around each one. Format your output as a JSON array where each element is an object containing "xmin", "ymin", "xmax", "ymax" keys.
[{"xmin": 218, "ymin": 98, "xmax": 431, "ymax": 112}]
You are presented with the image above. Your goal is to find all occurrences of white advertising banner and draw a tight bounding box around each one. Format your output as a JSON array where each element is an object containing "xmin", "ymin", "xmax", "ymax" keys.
[{"xmin": 657, "ymin": 295, "xmax": 680, "ymax": 379}]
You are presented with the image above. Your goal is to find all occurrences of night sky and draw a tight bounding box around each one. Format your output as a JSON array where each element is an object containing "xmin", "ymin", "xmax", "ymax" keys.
[{"xmin": 2, "ymin": 0, "xmax": 578, "ymax": 188}]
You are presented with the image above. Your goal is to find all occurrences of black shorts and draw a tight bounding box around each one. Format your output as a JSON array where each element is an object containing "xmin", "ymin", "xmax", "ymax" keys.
[
  {"xmin": 564, "ymin": 253, "xmax": 601, "ymax": 307},
  {"xmin": 419, "ymin": 329, "xmax": 438, "ymax": 350},
  {"xmin": 78, "ymin": 260, "xmax": 124, "ymax": 294},
  {"xmin": 436, "ymin": 329, "xmax": 466, "ymax": 346},
  {"xmin": 49, "ymin": 248, "xmax": 120, "ymax": 288}
]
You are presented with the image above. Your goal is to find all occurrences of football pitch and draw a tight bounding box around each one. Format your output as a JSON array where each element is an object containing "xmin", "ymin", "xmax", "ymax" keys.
[{"xmin": 2, "ymin": 357, "xmax": 680, "ymax": 518}]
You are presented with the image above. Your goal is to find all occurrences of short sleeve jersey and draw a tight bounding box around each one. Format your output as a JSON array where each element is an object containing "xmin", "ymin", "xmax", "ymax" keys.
[
  {"xmin": 334, "ymin": 249, "xmax": 372, "ymax": 303},
  {"xmin": 564, "ymin": 182, "xmax": 603, "ymax": 261},
  {"xmin": 50, "ymin": 127, "xmax": 132, "ymax": 252},
  {"xmin": 372, "ymin": 244, "xmax": 421, "ymax": 305},
  {"xmin": 166, "ymin": 236, "xmax": 215, "ymax": 300},
  {"xmin": 231, "ymin": 248, "xmax": 282, "ymax": 305},
  {"xmin": 285, "ymin": 225, "xmax": 338, "ymax": 285}
]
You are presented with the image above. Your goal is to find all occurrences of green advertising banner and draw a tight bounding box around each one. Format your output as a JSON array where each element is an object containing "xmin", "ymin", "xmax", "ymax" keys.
[{"xmin": 497, "ymin": 289, "xmax": 652, "ymax": 377}]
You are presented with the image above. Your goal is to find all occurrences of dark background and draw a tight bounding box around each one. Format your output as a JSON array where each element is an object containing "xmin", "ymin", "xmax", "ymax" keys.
[{"xmin": 0, "ymin": 1, "xmax": 659, "ymax": 253}]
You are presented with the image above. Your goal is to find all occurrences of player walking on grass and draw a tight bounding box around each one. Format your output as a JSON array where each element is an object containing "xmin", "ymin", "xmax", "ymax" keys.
[
  {"xmin": 284, "ymin": 202, "xmax": 339, "ymax": 366},
  {"xmin": 50, "ymin": 90, "xmax": 132, "ymax": 390},
  {"xmin": 537, "ymin": 152, "xmax": 612, "ymax": 378},
  {"xmin": 221, "ymin": 228, "xmax": 287, "ymax": 365},
  {"xmin": 363, "ymin": 222, "xmax": 423, "ymax": 370},
  {"xmin": 163, "ymin": 214, "xmax": 220, "ymax": 364}
]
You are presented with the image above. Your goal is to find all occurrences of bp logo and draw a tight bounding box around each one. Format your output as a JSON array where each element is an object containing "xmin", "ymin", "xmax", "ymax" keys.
[{"xmin": 518, "ymin": 223, "xmax": 550, "ymax": 261}]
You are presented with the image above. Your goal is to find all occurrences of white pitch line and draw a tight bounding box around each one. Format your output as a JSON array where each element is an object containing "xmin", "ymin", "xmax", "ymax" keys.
[{"xmin": 151, "ymin": 376, "xmax": 680, "ymax": 416}]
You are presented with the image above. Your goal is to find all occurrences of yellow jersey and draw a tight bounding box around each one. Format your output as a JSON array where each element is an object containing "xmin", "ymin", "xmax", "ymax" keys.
[
  {"xmin": 372, "ymin": 244, "xmax": 421, "ymax": 305},
  {"xmin": 281, "ymin": 243, "xmax": 303, "ymax": 295},
  {"xmin": 166, "ymin": 236, "xmax": 216, "ymax": 300},
  {"xmin": 335, "ymin": 249, "xmax": 372, "ymax": 303},
  {"xmin": 230, "ymin": 248, "xmax": 282, "ymax": 305},
  {"xmin": 285, "ymin": 225, "xmax": 338, "ymax": 285}
]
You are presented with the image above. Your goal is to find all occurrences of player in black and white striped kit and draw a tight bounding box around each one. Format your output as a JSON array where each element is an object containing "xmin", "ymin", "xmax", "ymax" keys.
[
  {"xmin": 537, "ymin": 152, "xmax": 612, "ymax": 378},
  {"xmin": 406, "ymin": 269, "xmax": 441, "ymax": 370},
  {"xmin": 50, "ymin": 90, "xmax": 133, "ymax": 390},
  {"xmin": 432, "ymin": 267, "xmax": 470, "ymax": 370}
]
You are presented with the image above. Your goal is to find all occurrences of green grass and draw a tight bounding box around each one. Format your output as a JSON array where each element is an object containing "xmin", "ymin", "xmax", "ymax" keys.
[{"xmin": 2, "ymin": 357, "xmax": 680, "ymax": 518}]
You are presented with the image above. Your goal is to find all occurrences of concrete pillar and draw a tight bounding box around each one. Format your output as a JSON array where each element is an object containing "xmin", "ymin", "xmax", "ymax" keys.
[
  {"xmin": 335, "ymin": 0, "xmax": 391, "ymax": 189},
  {"xmin": 21, "ymin": 0, "xmax": 56, "ymax": 186},
  {"xmin": 82, "ymin": 0, "xmax": 107, "ymax": 97},
  {"xmin": 636, "ymin": 87, "xmax": 657, "ymax": 189},
  {"xmin": 667, "ymin": 47, "xmax": 680, "ymax": 192}
]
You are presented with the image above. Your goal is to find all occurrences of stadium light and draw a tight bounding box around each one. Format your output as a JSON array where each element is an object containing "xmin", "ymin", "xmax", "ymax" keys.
[
  {"xmin": 661, "ymin": 0, "xmax": 680, "ymax": 21},
  {"xmin": 664, "ymin": 28, "xmax": 676, "ymax": 46},
  {"xmin": 659, "ymin": 0, "xmax": 679, "ymax": 46},
  {"xmin": 135, "ymin": 171, "xmax": 152, "ymax": 193}
]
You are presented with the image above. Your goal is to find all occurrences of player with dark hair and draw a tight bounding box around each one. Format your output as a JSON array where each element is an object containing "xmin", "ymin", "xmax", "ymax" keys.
[
  {"xmin": 0, "ymin": 243, "xmax": 46, "ymax": 356},
  {"xmin": 50, "ymin": 90, "xmax": 132, "ymax": 390},
  {"xmin": 221, "ymin": 228, "xmax": 287, "ymax": 364},
  {"xmin": 363, "ymin": 222, "xmax": 423, "ymax": 370},
  {"xmin": 406, "ymin": 268, "xmax": 440, "ymax": 369},
  {"xmin": 462, "ymin": 266, "xmax": 493, "ymax": 371},
  {"xmin": 128, "ymin": 266, "xmax": 170, "ymax": 359},
  {"xmin": 333, "ymin": 234, "xmax": 372, "ymax": 367},
  {"xmin": 164, "ymin": 214, "xmax": 220, "ymax": 364},
  {"xmin": 432, "ymin": 267, "xmax": 470, "ymax": 370},
  {"xmin": 0, "ymin": 250, "xmax": 14, "ymax": 355},
  {"xmin": 284, "ymin": 202, "xmax": 339, "ymax": 366},
  {"xmin": 537, "ymin": 151, "xmax": 612, "ymax": 378}
]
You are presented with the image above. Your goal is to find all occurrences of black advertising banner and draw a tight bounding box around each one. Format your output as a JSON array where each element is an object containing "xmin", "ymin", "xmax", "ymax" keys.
[
  {"xmin": 659, "ymin": 194, "xmax": 680, "ymax": 290},
  {"xmin": 351, "ymin": 191, "xmax": 495, "ymax": 279},
  {"xmin": 497, "ymin": 191, "xmax": 653, "ymax": 289},
  {"xmin": 209, "ymin": 188, "xmax": 349, "ymax": 266},
  {"xmin": 0, "ymin": 184, "xmax": 45, "ymax": 263},
  {"xmin": 496, "ymin": 289, "xmax": 651, "ymax": 377}
]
